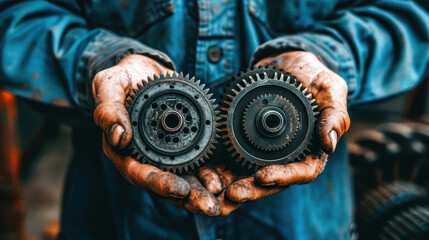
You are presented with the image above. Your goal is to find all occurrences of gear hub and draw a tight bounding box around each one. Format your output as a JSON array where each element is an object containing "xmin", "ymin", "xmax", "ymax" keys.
[
  {"xmin": 126, "ymin": 72, "xmax": 218, "ymax": 173},
  {"xmin": 219, "ymin": 67, "xmax": 319, "ymax": 170}
]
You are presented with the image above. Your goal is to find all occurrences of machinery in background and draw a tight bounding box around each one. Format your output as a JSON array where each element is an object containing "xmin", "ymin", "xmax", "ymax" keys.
[{"xmin": 349, "ymin": 122, "xmax": 429, "ymax": 240}]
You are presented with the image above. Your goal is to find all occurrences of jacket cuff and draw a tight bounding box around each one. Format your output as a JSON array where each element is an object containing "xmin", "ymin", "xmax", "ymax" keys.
[
  {"xmin": 250, "ymin": 33, "xmax": 358, "ymax": 99},
  {"xmin": 76, "ymin": 30, "xmax": 176, "ymax": 111}
]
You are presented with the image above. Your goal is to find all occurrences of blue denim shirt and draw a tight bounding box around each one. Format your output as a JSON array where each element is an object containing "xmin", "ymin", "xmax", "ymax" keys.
[{"xmin": 1, "ymin": 0, "xmax": 428, "ymax": 239}]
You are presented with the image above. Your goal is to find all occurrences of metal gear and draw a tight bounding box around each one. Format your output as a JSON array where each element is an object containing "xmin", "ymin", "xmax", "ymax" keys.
[
  {"xmin": 126, "ymin": 72, "xmax": 218, "ymax": 173},
  {"xmin": 356, "ymin": 181, "xmax": 429, "ymax": 240},
  {"xmin": 243, "ymin": 94, "xmax": 299, "ymax": 151},
  {"xmin": 219, "ymin": 67, "xmax": 319, "ymax": 170}
]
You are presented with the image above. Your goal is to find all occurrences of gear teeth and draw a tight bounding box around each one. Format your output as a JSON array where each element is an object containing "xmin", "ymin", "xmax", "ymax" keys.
[
  {"xmin": 133, "ymin": 87, "xmax": 140, "ymax": 95},
  {"xmin": 225, "ymin": 94, "xmax": 234, "ymax": 101},
  {"xmin": 243, "ymin": 94, "xmax": 299, "ymax": 151},
  {"xmin": 230, "ymin": 89, "xmax": 239, "ymax": 96},
  {"xmin": 135, "ymin": 84, "xmax": 142, "ymax": 91},
  {"xmin": 249, "ymin": 76, "xmax": 256, "ymax": 83},
  {"xmin": 127, "ymin": 71, "xmax": 218, "ymax": 173},
  {"xmin": 183, "ymin": 74, "xmax": 189, "ymax": 81},
  {"xmin": 220, "ymin": 66, "xmax": 318, "ymax": 170},
  {"xmin": 230, "ymin": 150, "xmax": 239, "ymax": 157},
  {"xmin": 302, "ymin": 88, "xmax": 308, "ymax": 94},
  {"xmin": 263, "ymin": 72, "xmax": 269, "ymax": 80}
]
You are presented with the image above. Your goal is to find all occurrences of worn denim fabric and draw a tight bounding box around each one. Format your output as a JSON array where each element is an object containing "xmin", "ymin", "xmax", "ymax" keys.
[{"xmin": 1, "ymin": 0, "xmax": 428, "ymax": 239}]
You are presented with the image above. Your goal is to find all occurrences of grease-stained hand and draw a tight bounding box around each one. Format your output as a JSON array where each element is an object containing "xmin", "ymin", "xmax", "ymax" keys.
[
  {"xmin": 92, "ymin": 54, "xmax": 221, "ymax": 216},
  {"xmin": 208, "ymin": 51, "xmax": 351, "ymax": 216}
]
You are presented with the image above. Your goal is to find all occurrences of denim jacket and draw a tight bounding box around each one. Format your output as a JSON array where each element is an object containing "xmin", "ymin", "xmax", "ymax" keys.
[{"xmin": 0, "ymin": 0, "xmax": 428, "ymax": 239}]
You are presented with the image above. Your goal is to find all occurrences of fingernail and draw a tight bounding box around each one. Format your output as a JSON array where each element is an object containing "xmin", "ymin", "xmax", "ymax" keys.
[
  {"xmin": 109, "ymin": 124, "xmax": 125, "ymax": 147},
  {"xmin": 329, "ymin": 130, "xmax": 338, "ymax": 153},
  {"xmin": 258, "ymin": 182, "xmax": 276, "ymax": 187}
]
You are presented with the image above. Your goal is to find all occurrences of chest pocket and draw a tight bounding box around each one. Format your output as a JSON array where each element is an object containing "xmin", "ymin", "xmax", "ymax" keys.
[
  {"xmin": 84, "ymin": 0, "xmax": 175, "ymax": 37},
  {"xmin": 248, "ymin": 0, "xmax": 336, "ymax": 35}
]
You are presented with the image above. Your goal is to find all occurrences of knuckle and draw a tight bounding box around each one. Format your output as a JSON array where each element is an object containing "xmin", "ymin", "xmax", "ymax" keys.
[
  {"xmin": 94, "ymin": 69, "xmax": 113, "ymax": 84},
  {"xmin": 309, "ymin": 70, "xmax": 330, "ymax": 92}
]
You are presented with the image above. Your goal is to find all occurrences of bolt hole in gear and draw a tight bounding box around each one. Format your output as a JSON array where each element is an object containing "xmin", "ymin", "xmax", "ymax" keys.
[
  {"xmin": 219, "ymin": 66, "xmax": 319, "ymax": 170},
  {"xmin": 126, "ymin": 72, "xmax": 219, "ymax": 173}
]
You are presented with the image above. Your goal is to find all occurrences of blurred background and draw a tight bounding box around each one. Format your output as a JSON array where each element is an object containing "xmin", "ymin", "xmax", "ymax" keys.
[{"xmin": 0, "ymin": 78, "xmax": 428, "ymax": 240}]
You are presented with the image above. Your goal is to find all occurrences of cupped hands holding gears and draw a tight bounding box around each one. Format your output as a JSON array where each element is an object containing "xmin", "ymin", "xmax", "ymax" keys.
[
  {"xmin": 92, "ymin": 54, "xmax": 222, "ymax": 216},
  {"xmin": 91, "ymin": 51, "xmax": 350, "ymax": 217},
  {"xmin": 198, "ymin": 51, "xmax": 350, "ymax": 215}
]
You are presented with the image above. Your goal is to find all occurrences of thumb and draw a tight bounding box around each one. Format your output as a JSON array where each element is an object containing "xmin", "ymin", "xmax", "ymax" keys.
[{"xmin": 93, "ymin": 67, "xmax": 133, "ymax": 149}]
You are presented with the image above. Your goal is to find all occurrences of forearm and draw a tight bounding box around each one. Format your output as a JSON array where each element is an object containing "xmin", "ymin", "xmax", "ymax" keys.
[{"xmin": 0, "ymin": 1, "xmax": 174, "ymax": 117}]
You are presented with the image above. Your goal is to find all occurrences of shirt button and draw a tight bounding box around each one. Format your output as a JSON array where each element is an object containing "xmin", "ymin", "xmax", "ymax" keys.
[{"xmin": 207, "ymin": 46, "xmax": 223, "ymax": 63}]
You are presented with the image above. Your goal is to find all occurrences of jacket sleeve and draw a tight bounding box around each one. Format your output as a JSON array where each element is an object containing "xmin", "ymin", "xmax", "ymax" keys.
[
  {"xmin": 250, "ymin": 0, "xmax": 429, "ymax": 106},
  {"xmin": 0, "ymin": 0, "xmax": 175, "ymax": 115}
]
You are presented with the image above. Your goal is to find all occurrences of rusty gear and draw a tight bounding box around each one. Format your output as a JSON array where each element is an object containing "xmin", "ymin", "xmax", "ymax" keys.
[
  {"xmin": 243, "ymin": 94, "xmax": 299, "ymax": 151},
  {"xmin": 126, "ymin": 72, "xmax": 218, "ymax": 173},
  {"xmin": 219, "ymin": 67, "xmax": 319, "ymax": 170}
]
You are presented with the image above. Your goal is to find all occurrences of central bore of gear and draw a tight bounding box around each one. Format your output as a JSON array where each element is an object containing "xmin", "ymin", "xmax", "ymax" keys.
[
  {"xmin": 256, "ymin": 107, "xmax": 287, "ymax": 137},
  {"xmin": 161, "ymin": 110, "xmax": 182, "ymax": 132},
  {"xmin": 262, "ymin": 110, "xmax": 284, "ymax": 133}
]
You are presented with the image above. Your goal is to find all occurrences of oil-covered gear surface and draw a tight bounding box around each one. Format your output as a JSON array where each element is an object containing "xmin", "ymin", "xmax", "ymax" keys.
[
  {"xmin": 127, "ymin": 72, "xmax": 218, "ymax": 173},
  {"xmin": 219, "ymin": 67, "xmax": 319, "ymax": 170}
]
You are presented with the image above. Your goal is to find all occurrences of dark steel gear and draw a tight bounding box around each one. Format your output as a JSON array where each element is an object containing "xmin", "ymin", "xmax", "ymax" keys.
[
  {"xmin": 243, "ymin": 94, "xmax": 299, "ymax": 151},
  {"xmin": 219, "ymin": 67, "xmax": 319, "ymax": 170},
  {"xmin": 356, "ymin": 181, "xmax": 429, "ymax": 240},
  {"xmin": 126, "ymin": 72, "xmax": 218, "ymax": 173},
  {"xmin": 349, "ymin": 122, "xmax": 429, "ymax": 240}
]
